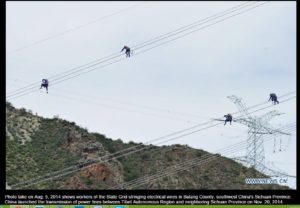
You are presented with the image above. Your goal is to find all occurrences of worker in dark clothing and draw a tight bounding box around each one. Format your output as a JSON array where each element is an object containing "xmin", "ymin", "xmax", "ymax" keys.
[
  {"xmin": 121, "ymin": 45, "xmax": 131, "ymax": 57},
  {"xmin": 224, "ymin": 114, "xmax": 232, "ymax": 125},
  {"xmin": 269, "ymin": 93, "xmax": 279, "ymax": 105},
  {"xmin": 40, "ymin": 79, "xmax": 49, "ymax": 93}
]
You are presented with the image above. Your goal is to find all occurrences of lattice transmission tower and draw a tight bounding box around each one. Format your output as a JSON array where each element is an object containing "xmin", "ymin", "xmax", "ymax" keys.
[{"xmin": 227, "ymin": 95, "xmax": 290, "ymax": 173}]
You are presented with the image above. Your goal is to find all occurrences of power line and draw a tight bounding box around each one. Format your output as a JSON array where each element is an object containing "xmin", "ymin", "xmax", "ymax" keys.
[
  {"xmin": 133, "ymin": 2, "xmax": 264, "ymax": 51},
  {"xmin": 9, "ymin": 95, "xmax": 295, "ymax": 189},
  {"xmin": 47, "ymin": 92, "xmax": 199, "ymax": 124},
  {"xmin": 7, "ymin": 2, "xmax": 268, "ymax": 100},
  {"xmin": 6, "ymin": 1, "xmax": 255, "ymax": 96},
  {"xmin": 6, "ymin": 56, "xmax": 125, "ymax": 99},
  {"xmin": 114, "ymin": 125, "xmax": 296, "ymax": 189},
  {"xmin": 117, "ymin": 124, "xmax": 296, "ymax": 189},
  {"xmin": 8, "ymin": 2, "xmax": 146, "ymax": 54},
  {"xmin": 48, "ymin": 88, "xmax": 212, "ymax": 120},
  {"xmin": 130, "ymin": 1, "xmax": 257, "ymax": 50},
  {"xmin": 121, "ymin": 124, "xmax": 296, "ymax": 188},
  {"xmin": 6, "ymin": 78, "xmax": 210, "ymax": 122},
  {"xmin": 9, "ymin": 94, "xmax": 296, "ymax": 188},
  {"xmin": 6, "ymin": 1, "xmax": 295, "ymax": 188},
  {"xmin": 132, "ymin": 2, "xmax": 269, "ymax": 57},
  {"xmin": 7, "ymin": 93, "xmax": 293, "ymax": 187}
]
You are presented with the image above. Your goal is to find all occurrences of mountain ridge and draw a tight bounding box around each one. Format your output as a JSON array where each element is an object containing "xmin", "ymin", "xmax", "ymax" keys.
[{"xmin": 5, "ymin": 102, "xmax": 290, "ymax": 190}]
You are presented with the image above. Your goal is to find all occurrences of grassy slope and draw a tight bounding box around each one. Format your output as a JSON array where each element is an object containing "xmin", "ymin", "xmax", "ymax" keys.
[{"xmin": 6, "ymin": 102, "xmax": 290, "ymax": 190}]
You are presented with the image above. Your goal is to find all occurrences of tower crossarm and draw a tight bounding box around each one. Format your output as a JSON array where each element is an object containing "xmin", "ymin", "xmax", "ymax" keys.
[
  {"xmin": 227, "ymin": 95, "xmax": 252, "ymax": 119},
  {"xmin": 257, "ymin": 111, "xmax": 290, "ymax": 135},
  {"xmin": 260, "ymin": 125, "xmax": 291, "ymax": 136},
  {"xmin": 228, "ymin": 95, "xmax": 293, "ymax": 172},
  {"xmin": 233, "ymin": 118, "xmax": 254, "ymax": 126},
  {"xmin": 258, "ymin": 110, "xmax": 284, "ymax": 124}
]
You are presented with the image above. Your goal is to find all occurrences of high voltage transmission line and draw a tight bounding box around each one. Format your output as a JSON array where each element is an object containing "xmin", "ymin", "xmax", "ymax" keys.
[
  {"xmin": 7, "ymin": 1, "xmax": 268, "ymax": 100},
  {"xmin": 8, "ymin": 93, "xmax": 296, "ymax": 189},
  {"xmin": 8, "ymin": 2, "xmax": 146, "ymax": 53},
  {"xmin": 112, "ymin": 124, "xmax": 296, "ymax": 189},
  {"xmin": 12, "ymin": 122, "xmax": 296, "ymax": 189},
  {"xmin": 9, "ymin": 93, "xmax": 295, "ymax": 189},
  {"xmin": 227, "ymin": 95, "xmax": 292, "ymax": 172},
  {"xmin": 6, "ymin": 79, "xmax": 210, "ymax": 123},
  {"xmin": 6, "ymin": 1, "xmax": 295, "ymax": 189},
  {"xmin": 6, "ymin": 1, "xmax": 255, "ymax": 94}
]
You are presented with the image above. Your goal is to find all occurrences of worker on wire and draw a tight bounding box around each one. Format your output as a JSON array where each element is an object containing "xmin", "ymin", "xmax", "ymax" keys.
[
  {"xmin": 224, "ymin": 113, "xmax": 232, "ymax": 125},
  {"xmin": 40, "ymin": 79, "xmax": 49, "ymax": 93},
  {"xmin": 268, "ymin": 93, "xmax": 279, "ymax": 105},
  {"xmin": 121, "ymin": 45, "xmax": 131, "ymax": 57}
]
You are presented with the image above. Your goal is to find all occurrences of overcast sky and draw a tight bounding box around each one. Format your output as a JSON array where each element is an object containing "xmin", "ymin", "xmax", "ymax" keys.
[{"xmin": 6, "ymin": 1, "xmax": 296, "ymax": 189}]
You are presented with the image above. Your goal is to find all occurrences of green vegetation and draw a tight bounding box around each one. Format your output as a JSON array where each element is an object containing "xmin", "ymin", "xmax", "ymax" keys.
[{"xmin": 6, "ymin": 103, "xmax": 291, "ymax": 190}]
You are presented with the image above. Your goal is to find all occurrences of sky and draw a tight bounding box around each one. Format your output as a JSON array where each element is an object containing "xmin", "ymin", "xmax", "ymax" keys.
[{"xmin": 6, "ymin": 1, "xmax": 296, "ymax": 189}]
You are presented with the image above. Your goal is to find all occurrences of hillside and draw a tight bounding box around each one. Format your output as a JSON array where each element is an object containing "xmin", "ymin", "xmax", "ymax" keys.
[{"xmin": 5, "ymin": 102, "xmax": 290, "ymax": 190}]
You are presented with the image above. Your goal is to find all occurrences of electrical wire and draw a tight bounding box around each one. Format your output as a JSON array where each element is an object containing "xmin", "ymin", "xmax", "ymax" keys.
[
  {"xmin": 9, "ymin": 95, "xmax": 295, "ymax": 189},
  {"xmin": 6, "ymin": 1, "xmax": 255, "ymax": 96},
  {"xmin": 8, "ymin": 2, "xmax": 146, "ymax": 53},
  {"xmin": 7, "ymin": 2, "xmax": 268, "ymax": 100},
  {"xmin": 116, "ymin": 124, "xmax": 296, "ymax": 189},
  {"xmin": 6, "ymin": 78, "xmax": 210, "ymax": 122}
]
